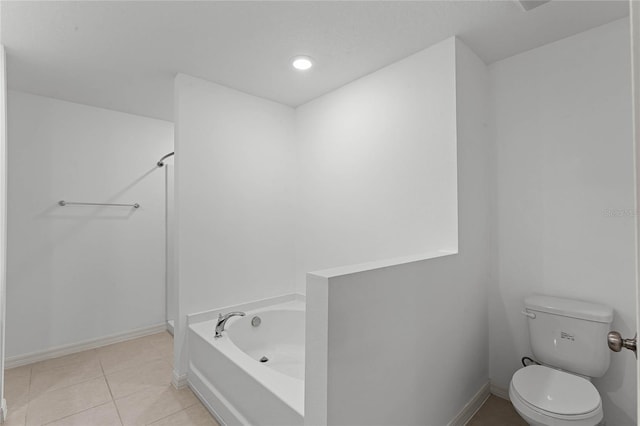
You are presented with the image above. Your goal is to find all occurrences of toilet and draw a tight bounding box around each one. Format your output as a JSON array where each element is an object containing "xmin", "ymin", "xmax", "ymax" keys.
[{"xmin": 509, "ymin": 295, "xmax": 613, "ymax": 426}]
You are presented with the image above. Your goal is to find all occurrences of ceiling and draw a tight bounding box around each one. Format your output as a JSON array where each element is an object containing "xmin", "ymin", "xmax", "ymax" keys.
[{"xmin": 1, "ymin": 1, "xmax": 630, "ymax": 121}]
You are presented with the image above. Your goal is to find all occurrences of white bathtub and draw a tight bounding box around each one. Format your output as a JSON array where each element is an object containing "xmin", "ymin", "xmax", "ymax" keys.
[{"xmin": 188, "ymin": 299, "xmax": 305, "ymax": 425}]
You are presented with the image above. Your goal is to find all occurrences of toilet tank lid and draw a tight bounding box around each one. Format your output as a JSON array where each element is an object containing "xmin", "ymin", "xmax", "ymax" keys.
[{"xmin": 525, "ymin": 295, "xmax": 613, "ymax": 323}]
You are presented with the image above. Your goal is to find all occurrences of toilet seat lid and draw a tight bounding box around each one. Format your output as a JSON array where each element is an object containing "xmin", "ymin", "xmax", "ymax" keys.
[{"xmin": 512, "ymin": 365, "xmax": 601, "ymax": 416}]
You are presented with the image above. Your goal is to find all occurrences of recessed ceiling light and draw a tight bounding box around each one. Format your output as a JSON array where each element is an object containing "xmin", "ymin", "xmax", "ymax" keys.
[{"xmin": 292, "ymin": 56, "xmax": 313, "ymax": 71}]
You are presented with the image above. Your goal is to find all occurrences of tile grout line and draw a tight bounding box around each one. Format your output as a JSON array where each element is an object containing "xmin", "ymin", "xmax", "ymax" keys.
[
  {"xmin": 102, "ymin": 338, "xmax": 179, "ymax": 425},
  {"xmin": 101, "ymin": 358, "xmax": 175, "ymax": 402},
  {"xmin": 25, "ymin": 374, "xmax": 106, "ymax": 403},
  {"xmin": 140, "ymin": 338, "xmax": 191, "ymax": 425},
  {"xmin": 25, "ymin": 351, "xmax": 101, "ymax": 394},
  {"xmin": 40, "ymin": 401, "xmax": 115, "ymax": 426},
  {"xmin": 99, "ymin": 357, "xmax": 125, "ymax": 426},
  {"xmin": 28, "ymin": 364, "xmax": 105, "ymax": 401},
  {"xmin": 10, "ymin": 333, "xmax": 180, "ymax": 426},
  {"xmin": 31, "ymin": 375, "xmax": 113, "ymax": 425},
  {"xmin": 144, "ymin": 397, "xmax": 201, "ymax": 426},
  {"xmin": 19, "ymin": 369, "xmax": 112, "ymax": 426},
  {"xmin": 145, "ymin": 407, "xmax": 189, "ymax": 426},
  {"xmin": 24, "ymin": 366, "xmax": 33, "ymax": 426},
  {"xmin": 140, "ymin": 336, "xmax": 199, "ymax": 425}
]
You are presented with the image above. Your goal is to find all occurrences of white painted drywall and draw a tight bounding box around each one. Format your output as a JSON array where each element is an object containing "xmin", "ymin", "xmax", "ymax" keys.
[
  {"xmin": 0, "ymin": 43, "xmax": 7, "ymax": 419},
  {"xmin": 489, "ymin": 18, "xmax": 637, "ymax": 424},
  {"xmin": 173, "ymin": 74, "xmax": 297, "ymax": 376},
  {"xmin": 6, "ymin": 91, "xmax": 173, "ymax": 358},
  {"xmin": 307, "ymin": 254, "xmax": 489, "ymax": 426},
  {"xmin": 166, "ymin": 164, "xmax": 176, "ymax": 327},
  {"xmin": 294, "ymin": 37, "xmax": 459, "ymax": 294},
  {"xmin": 304, "ymin": 37, "xmax": 491, "ymax": 426},
  {"xmin": 632, "ymin": 0, "xmax": 640, "ymax": 416}
]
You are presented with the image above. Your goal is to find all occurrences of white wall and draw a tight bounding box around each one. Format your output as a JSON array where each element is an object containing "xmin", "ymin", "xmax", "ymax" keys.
[
  {"xmin": 304, "ymin": 37, "xmax": 491, "ymax": 426},
  {"xmin": 306, "ymin": 254, "xmax": 488, "ymax": 426},
  {"xmin": 174, "ymin": 74, "xmax": 297, "ymax": 377},
  {"xmin": 6, "ymin": 91, "xmax": 173, "ymax": 358},
  {"xmin": 489, "ymin": 18, "xmax": 637, "ymax": 425},
  {"xmin": 295, "ymin": 38, "xmax": 458, "ymax": 294},
  {"xmin": 166, "ymin": 164, "xmax": 176, "ymax": 327},
  {"xmin": 0, "ymin": 43, "xmax": 7, "ymax": 419},
  {"xmin": 632, "ymin": 0, "xmax": 640, "ymax": 417}
]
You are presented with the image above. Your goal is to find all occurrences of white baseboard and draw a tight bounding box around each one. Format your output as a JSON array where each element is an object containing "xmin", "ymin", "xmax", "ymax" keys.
[
  {"xmin": 167, "ymin": 320, "xmax": 175, "ymax": 336},
  {"xmin": 490, "ymin": 382, "xmax": 510, "ymax": 401},
  {"xmin": 5, "ymin": 323, "xmax": 167, "ymax": 369},
  {"xmin": 0, "ymin": 398, "xmax": 7, "ymax": 423},
  {"xmin": 448, "ymin": 381, "xmax": 490, "ymax": 426},
  {"xmin": 172, "ymin": 370, "xmax": 188, "ymax": 389}
]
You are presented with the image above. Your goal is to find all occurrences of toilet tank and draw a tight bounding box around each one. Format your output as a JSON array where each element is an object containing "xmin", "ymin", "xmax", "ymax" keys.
[{"xmin": 524, "ymin": 295, "xmax": 613, "ymax": 378}]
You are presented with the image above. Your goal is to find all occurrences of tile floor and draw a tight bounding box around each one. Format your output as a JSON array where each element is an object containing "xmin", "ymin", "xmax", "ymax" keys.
[
  {"xmin": 3, "ymin": 332, "xmax": 219, "ymax": 426},
  {"xmin": 5, "ymin": 333, "xmax": 522, "ymax": 426},
  {"xmin": 467, "ymin": 395, "xmax": 527, "ymax": 425}
]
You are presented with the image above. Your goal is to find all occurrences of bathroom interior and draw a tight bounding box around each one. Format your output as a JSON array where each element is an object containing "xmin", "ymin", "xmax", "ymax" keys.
[{"xmin": 0, "ymin": 1, "xmax": 638, "ymax": 425}]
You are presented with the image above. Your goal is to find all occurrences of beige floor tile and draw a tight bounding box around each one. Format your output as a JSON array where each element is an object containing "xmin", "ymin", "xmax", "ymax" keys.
[
  {"xmin": 5, "ymin": 372, "xmax": 31, "ymax": 406},
  {"xmin": 138, "ymin": 333, "xmax": 173, "ymax": 363},
  {"xmin": 162, "ymin": 352, "xmax": 174, "ymax": 367},
  {"xmin": 4, "ymin": 399, "xmax": 27, "ymax": 426},
  {"xmin": 4, "ymin": 334, "xmax": 212, "ymax": 426},
  {"xmin": 26, "ymin": 377, "xmax": 112, "ymax": 426},
  {"xmin": 114, "ymin": 386, "xmax": 198, "ymax": 426},
  {"xmin": 98, "ymin": 340, "xmax": 164, "ymax": 375},
  {"xmin": 105, "ymin": 358, "xmax": 173, "ymax": 400},
  {"xmin": 30, "ymin": 358, "xmax": 103, "ymax": 397},
  {"xmin": 46, "ymin": 402, "xmax": 122, "ymax": 426},
  {"xmin": 6, "ymin": 366, "xmax": 32, "ymax": 380},
  {"xmin": 467, "ymin": 395, "xmax": 527, "ymax": 426},
  {"xmin": 31, "ymin": 350, "xmax": 99, "ymax": 374},
  {"xmin": 150, "ymin": 339, "xmax": 173, "ymax": 359},
  {"xmin": 139, "ymin": 332, "xmax": 172, "ymax": 347},
  {"xmin": 149, "ymin": 404, "xmax": 219, "ymax": 426}
]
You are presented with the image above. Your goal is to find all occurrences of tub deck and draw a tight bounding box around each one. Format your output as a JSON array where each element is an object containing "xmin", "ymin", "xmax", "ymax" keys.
[{"xmin": 188, "ymin": 299, "xmax": 305, "ymax": 426}]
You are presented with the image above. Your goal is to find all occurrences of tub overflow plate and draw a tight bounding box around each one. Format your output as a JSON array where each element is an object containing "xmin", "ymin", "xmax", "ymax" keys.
[{"xmin": 251, "ymin": 316, "xmax": 262, "ymax": 327}]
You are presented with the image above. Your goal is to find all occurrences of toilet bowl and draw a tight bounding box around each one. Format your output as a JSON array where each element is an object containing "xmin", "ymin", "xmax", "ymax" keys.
[
  {"xmin": 510, "ymin": 296, "xmax": 613, "ymax": 426},
  {"xmin": 509, "ymin": 365, "xmax": 603, "ymax": 426}
]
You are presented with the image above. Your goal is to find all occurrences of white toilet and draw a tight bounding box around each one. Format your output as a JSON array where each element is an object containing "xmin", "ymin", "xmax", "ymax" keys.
[{"xmin": 509, "ymin": 295, "xmax": 613, "ymax": 426}]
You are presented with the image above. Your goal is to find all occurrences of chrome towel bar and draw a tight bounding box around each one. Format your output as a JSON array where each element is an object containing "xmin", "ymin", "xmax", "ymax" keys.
[{"xmin": 58, "ymin": 200, "xmax": 140, "ymax": 209}]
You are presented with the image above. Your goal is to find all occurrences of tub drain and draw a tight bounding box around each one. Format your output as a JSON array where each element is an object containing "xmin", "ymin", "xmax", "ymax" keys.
[{"xmin": 259, "ymin": 356, "xmax": 269, "ymax": 363}]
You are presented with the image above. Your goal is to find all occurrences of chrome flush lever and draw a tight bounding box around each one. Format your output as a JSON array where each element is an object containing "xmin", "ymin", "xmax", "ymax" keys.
[{"xmin": 607, "ymin": 331, "xmax": 637, "ymax": 358}]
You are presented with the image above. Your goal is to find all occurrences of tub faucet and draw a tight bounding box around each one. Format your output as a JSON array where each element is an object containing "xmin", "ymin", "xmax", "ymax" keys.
[{"xmin": 215, "ymin": 311, "xmax": 245, "ymax": 338}]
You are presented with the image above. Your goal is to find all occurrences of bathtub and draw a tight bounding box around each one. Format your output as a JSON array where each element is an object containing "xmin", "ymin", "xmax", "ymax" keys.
[{"xmin": 188, "ymin": 299, "xmax": 305, "ymax": 425}]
